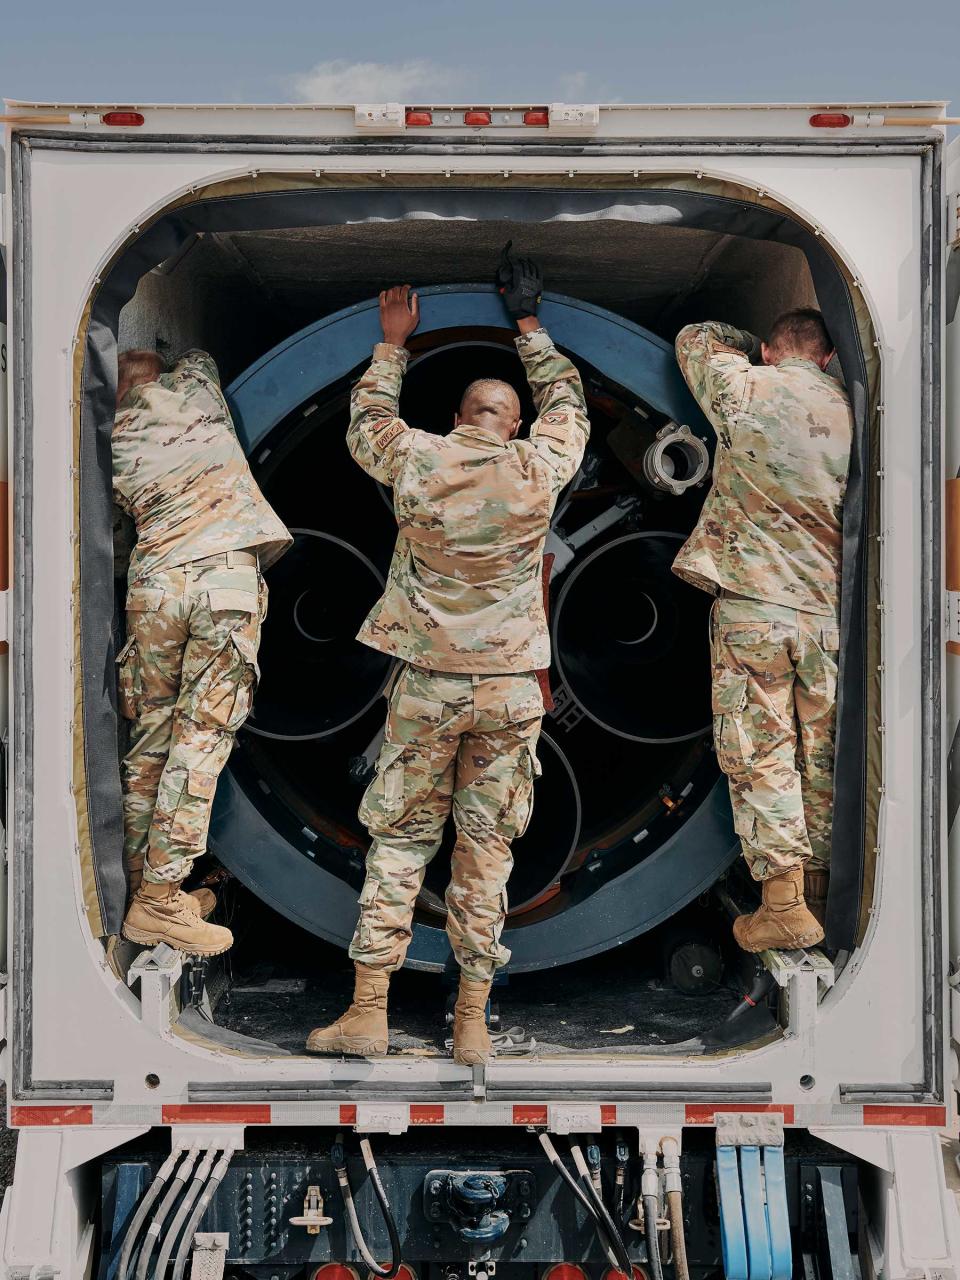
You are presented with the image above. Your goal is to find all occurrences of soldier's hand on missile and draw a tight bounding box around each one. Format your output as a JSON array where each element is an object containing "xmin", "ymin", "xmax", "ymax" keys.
[
  {"xmin": 496, "ymin": 241, "xmax": 543, "ymax": 322},
  {"xmin": 379, "ymin": 285, "xmax": 420, "ymax": 348}
]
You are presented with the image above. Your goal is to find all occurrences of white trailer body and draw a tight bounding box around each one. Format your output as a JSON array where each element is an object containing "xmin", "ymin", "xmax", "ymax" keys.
[{"xmin": 0, "ymin": 100, "xmax": 958, "ymax": 1278}]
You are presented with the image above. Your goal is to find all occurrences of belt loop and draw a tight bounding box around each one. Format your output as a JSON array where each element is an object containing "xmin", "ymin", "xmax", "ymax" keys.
[{"xmin": 225, "ymin": 550, "xmax": 235, "ymax": 568}]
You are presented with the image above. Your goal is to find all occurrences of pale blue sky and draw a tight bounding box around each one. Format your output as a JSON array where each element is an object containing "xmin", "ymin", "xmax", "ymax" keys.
[{"xmin": 2, "ymin": 0, "xmax": 957, "ymax": 109}]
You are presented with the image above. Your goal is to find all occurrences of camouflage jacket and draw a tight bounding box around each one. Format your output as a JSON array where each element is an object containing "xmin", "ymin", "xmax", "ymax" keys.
[
  {"xmin": 112, "ymin": 350, "xmax": 292, "ymax": 582},
  {"xmin": 347, "ymin": 328, "xmax": 590, "ymax": 673},
  {"xmin": 672, "ymin": 322, "xmax": 852, "ymax": 616}
]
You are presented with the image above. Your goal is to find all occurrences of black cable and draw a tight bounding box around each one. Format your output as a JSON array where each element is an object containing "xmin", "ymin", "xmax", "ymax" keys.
[
  {"xmin": 333, "ymin": 1136, "xmax": 401, "ymax": 1280},
  {"xmin": 570, "ymin": 1140, "xmax": 634, "ymax": 1276},
  {"xmin": 538, "ymin": 1134, "xmax": 620, "ymax": 1270},
  {"xmin": 644, "ymin": 1193, "xmax": 665, "ymax": 1280}
]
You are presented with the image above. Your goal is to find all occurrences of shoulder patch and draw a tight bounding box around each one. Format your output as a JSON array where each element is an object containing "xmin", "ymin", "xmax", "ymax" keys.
[
  {"xmin": 535, "ymin": 417, "xmax": 571, "ymax": 443},
  {"xmin": 371, "ymin": 419, "xmax": 407, "ymax": 453}
]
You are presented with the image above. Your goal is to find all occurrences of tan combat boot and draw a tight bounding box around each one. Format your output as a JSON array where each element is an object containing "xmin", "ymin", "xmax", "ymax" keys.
[
  {"xmin": 305, "ymin": 964, "xmax": 390, "ymax": 1057},
  {"xmin": 452, "ymin": 976, "xmax": 493, "ymax": 1066},
  {"xmin": 732, "ymin": 867, "xmax": 825, "ymax": 953},
  {"xmin": 804, "ymin": 869, "xmax": 830, "ymax": 930},
  {"xmin": 122, "ymin": 882, "xmax": 234, "ymax": 956},
  {"xmin": 125, "ymin": 853, "xmax": 217, "ymax": 919}
]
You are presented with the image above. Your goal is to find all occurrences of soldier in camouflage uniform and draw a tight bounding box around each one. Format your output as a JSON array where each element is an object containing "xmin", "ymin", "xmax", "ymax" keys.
[
  {"xmin": 673, "ymin": 310, "xmax": 853, "ymax": 952},
  {"xmin": 307, "ymin": 252, "xmax": 590, "ymax": 1063},
  {"xmin": 113, "ymin": 349, "xmax": 292, "ymax": 955}
]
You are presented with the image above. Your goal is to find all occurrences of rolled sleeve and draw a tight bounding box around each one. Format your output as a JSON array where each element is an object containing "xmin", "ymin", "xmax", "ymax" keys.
[
  {"xmin": 518, "ymin": 328, "xmax": 591, "ymax": 493},
  {"xmin": 675, "ymin": 322, "xmax": 754, "ymax": 447},
  {"xmin": 347, "ymin": 344, "xmax": 414, "ymax": 485}
]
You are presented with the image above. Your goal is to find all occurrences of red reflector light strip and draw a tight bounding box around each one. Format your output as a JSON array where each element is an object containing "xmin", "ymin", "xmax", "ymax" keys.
[
  {"xmin": 809, "ymin": 113, "xmax": 853, "ymax": 128},
  {"xmin": 512, "ymin": 1104, "xmax": 617, "ymax": 1126},
  {"xmin": 863, "ymin": 1104, "xmax": 947, "ymax": 1127},
  {"xmin": 10, "ymin": 1105, "xmax": 93, "ymax": 1127},
  {"xmin": 101, "ymin": 111, "xmax": 144, "ymax": 126},
  {"xmin": 686, "ymin": 1103, "xmax": 795, "ymax": 1125},
  {"xmin": 405, "ymin": 108, "xmax": 549, "ymax": 128},
  {"xmin": 9, "ymin": 1100, "xmax": 950, "ymax": 1128},
  {"xmin": 161, "ymin": 1104, "xmax": 271, "ymax": 1125}
]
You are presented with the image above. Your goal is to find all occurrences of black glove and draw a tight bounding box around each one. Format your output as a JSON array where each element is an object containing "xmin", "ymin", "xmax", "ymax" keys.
[{"xmin": 496, "ymin": 241, "xmax": 543, "ymax": 320}]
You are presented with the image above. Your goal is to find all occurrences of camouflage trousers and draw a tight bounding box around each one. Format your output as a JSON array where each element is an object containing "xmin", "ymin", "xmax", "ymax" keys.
[
  {"xmin": 349, "ymin": 664, "xmax": 544, "ymax": 982},
  {"xmin": 711, "ymin": 596, "xmax": 839, "ymax": 880},
  {"xmin": 117, "ymin": 559, "xmax": 266, "ymax": 888}
]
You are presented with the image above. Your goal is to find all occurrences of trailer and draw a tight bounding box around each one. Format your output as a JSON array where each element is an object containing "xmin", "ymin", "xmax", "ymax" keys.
[{"xmin": 0, "ymin": 98, "xmax": 958, "ymax": 1278}]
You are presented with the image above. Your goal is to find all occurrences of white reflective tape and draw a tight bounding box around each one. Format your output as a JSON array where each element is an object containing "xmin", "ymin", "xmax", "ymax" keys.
[
  {"xmin": 947, "ymin": 591, "xmax": 960, "ymax": 647},
  {"xmin": 548, "ymin": 1103, "xmax": 602, "ymax": 1134},
  {"xmin": 354, "ymin": 1103, "xmax": 409, "ymax": 1134}
]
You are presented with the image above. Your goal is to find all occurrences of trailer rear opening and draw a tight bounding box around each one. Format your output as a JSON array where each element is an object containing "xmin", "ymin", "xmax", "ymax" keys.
[{"xmin": 103, "ymin": 198, "xmax": 869, "ymax": 1055}]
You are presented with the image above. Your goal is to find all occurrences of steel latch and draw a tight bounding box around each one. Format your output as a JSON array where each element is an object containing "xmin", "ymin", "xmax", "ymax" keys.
[{"xmin": 289, "ymin": 1185, "xmax": 333, "ymax": 1235}]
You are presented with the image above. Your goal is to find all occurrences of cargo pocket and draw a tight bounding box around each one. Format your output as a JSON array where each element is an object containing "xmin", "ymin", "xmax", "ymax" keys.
[
  {"xmin": 169, "ymin": 769, "xmax": 219, "ymax": 849},
  {"xmin": 395, "ymin": 694, "xmax": 443, "ymax": 725},
  {"xmin": 510, "ymin": 745, "xmax": 542, "ymax": 839},
  {"xmin": 490, "ymin": 887, "xmax": 511, "ymax": 960},
  {"xmin": 712, "ymin": 670, "xmax": 751, "ymax": 774},
  {"xmin": 355, "ymin": 879, "xmax": 380, "ymax": 950},
  {"xmin": 116, "ymin": 635, "xmax": 140, "ymax": 721},
  {"xmin": 731, "ymin": 801, "xmax": 757, "ymax": 847},
  {"xmin": 360, "ymin": 742, "xmax": 407, "ymax": 824},
  {"xmin": 192, "ymin": 631, "xmax": 260, "ymax": 732},
  {"xmin": 820, "ymin": 622, "xmax": 841, "ymax": 653},
  {"xmin": 507, "ymin": 689, "xmax": 545, "ymax": 725},
  {"xmin": 207, "ymin": 587, "xmax": 259, "ymax": 616}
]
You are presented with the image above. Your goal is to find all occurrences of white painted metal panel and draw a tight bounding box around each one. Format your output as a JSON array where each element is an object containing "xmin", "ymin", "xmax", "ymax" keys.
[{"xmin": 5, "ymin": 139, "xmax": 936, "ymax": 1113}]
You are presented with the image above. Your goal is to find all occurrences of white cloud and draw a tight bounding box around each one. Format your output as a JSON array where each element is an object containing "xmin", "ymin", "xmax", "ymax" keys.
[
  {"xmin": 557, "ymin": 70, "xmax": 590, "ymax": 99},
  {"xmin": 290, "ymin": 58, "xmax": 462, "ymax": 104}
]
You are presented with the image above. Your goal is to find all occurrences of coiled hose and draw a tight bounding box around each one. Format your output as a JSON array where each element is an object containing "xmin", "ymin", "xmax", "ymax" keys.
[
  {"xmin": 333, "ymin": 1136, "xmax": 402, "ymax": 1280},
  {"xmin": 538, "ymin": 1134, "xmax": 631, "ymax": 1274},
  {"xmin": 116, "ymin": 1147, "xmax": 182, "ymax": 1280},
  {"xmin": 153, "ymin": 1145, "xmax": 219, "ymax": 1280},
  {"xmin": 135, "ymin": 1145, "xmax": 201, "ymax": 1280},
  {"xmin": 170, "ymin": 1145, "xmax": 236, "ymax": 1280}
]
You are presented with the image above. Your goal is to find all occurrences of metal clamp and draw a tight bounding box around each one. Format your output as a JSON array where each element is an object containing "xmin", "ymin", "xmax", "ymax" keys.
[{"xmin": 289, "ymin": 1185, "xmax": 334, "ymax": 1234}]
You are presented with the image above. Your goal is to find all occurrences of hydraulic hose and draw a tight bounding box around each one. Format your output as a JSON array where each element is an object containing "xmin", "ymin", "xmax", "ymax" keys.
[
  {"xmin": 117, "ymin": 1147, "xmax": 182, "ymax": 1280},
  {"xmin": 660, "ymin": 1137, "xmax": 689, "ymax": 1280},
  {"xmin": 171, "ymin": 1145, "xmax": 236, "ymax": 1280},
  {"xmin": 134, "ymin": 1145, "xmax": 201, "ymax": 1280},
  {"xmin": 726, "ymin": 971, "xmax": 776, "ymax": 1023},
  {"xmin": 538, "ymin": 1134, "xmax": 620, "ymax": 1271},
  {"xmin": 639, "ymin": 1144, "xmax": 665, "ymax": 1280},
  {"xmin": 333, "ymin": 1136, "xmax": 402, "ymax": 1280},
  {"xmin": 666, "ymin": 1191, "xmax": 689, "ymax": 1280},
  {"xmin": 569, "ymin": 1140, "xmax": 634, "ymax": 1276},
  {"xmin": 152, "ymin": 1146, "xmax": 219, "ymax": 1280},
  {"xmin": 643, "ymin": 1195, "xmax": 665, "ymax": 1280}
]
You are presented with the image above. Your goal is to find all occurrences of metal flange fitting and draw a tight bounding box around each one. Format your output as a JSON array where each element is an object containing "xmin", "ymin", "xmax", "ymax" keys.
[{"xmin": 642, "ymin": 422, "xmax": 711, "ymax": 496}]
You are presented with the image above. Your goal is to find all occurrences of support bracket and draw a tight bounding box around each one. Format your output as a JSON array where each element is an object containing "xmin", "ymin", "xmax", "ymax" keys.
[{"xmin": 127, "ymin": 943, "xmax": 182, "ymax": 1034}]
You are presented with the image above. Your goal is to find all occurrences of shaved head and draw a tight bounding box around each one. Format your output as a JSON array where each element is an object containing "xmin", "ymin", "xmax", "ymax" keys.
[
  {"xmin": 457, "ymin": 378, "xmax": 522, "ymax": 441},
  {"xmin": 117, "ymin": 349, "xmax": 166, "ymax": 406}
]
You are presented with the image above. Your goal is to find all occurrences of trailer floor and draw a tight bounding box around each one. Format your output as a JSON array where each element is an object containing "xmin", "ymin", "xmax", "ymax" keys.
[{"xmin": 211, "ymin": 890, "xmax": 748, "ymax": 1056}]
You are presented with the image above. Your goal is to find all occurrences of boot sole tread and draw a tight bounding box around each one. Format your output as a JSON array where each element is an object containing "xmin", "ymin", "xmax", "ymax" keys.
[
  {"xmin": 122, "ymin": 924, "xmax": 232, "ymax": 956},
  {"xmin": 305, "ymin": 1038, "xmax": 388, "ymax": 1057},
  {"xmin": 736, "ymin": 930, "xmax": 825, "ymax": 954}
]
